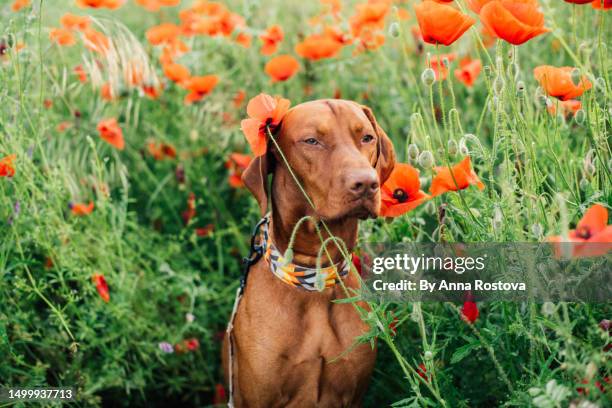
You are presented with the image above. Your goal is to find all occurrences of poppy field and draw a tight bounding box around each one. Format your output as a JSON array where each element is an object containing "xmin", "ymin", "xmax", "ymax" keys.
[{"xmin": 1, "ymin": 0, "xmax": 611, "ymax": 407}]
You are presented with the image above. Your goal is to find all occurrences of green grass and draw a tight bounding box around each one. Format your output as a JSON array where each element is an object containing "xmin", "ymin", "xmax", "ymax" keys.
[{"xmin": 0, "ymin": 0, "xmax": 610, "ymax": 407}]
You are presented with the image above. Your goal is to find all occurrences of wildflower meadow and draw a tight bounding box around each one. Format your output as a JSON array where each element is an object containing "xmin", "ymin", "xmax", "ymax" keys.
[{"xmin": 0, "ymin": 0, "xmax": 611, "ymax": 406}]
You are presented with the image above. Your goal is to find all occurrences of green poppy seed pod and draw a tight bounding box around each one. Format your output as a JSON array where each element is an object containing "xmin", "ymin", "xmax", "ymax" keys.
[
  {"xmin": 585, "ymin": 362, "xmax": 598, "ymax": 381},
  {"xmin": 418, "ymin": 150, "xmax": 434, "ymax": 169},
  {"xmin": 424, "ymin": 200, "xmax": 436, "ymax": 215},
  {"xmin": 447, "ymin": 139, "xmax": 458, "ymax": 156},
  {"xmin": 579, "ymin": 177, "xmax": 590, "ymax": 191},
  {"xmin": 483, "ymin": 64, "xmax": 492, "ymax": 80},
  {"xmin": 458, "ymin": 138, "xmax": 469, "ymax": 156},
  {"xmin": 492, "ymin": 207, "xmax": 503, "ymax": 232},
  {"xmin": 424, "ymin": 351, "xmax": 433, "ymax": 361},
  {"xmin": 7, "ymin": 34, "xmax": 15, "ymax": 48},
  {"xmin": 389, "ymin": 22, "xmax": 400, "ymax": 38},
  {"xmin": 507, "ymin": 62, "xmax": 520, "ymax": 82},
  {"xmin": 493, "ymin": 75, "xmax": 505, "ymax": 96},
  {"xmin": 574, "ymin": 108, "xmax": 586, "ymax": 125},
  {"xmin": 570, "ymin": 68, "xmax": 582, "ymax": 87},
  {"xmin": 531, "ymin": 223, "xmax": 543, "ymax": 238},
  {"xmin": 541, "ymin": 302, "xmax": 555, "ymax": 316},
  {"xmin": 421, "ymin": 68, "xmax": 436, "ymax": 86},
  {"xmin": 407, "ymin": 143, "xmax": 419, "ymax": 160},
  {"xmin": 595, "ymin": 77, "xmax": 606, "ymax": 94},
  {"xmin": 282, "ymin": 248, "xmax": 294, "ymax": 266}
]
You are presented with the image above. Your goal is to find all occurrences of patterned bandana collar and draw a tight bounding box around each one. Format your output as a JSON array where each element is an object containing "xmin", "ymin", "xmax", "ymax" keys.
[{"xmin": 260, "ymin": 215, "xmax": 350, "ymax": 291}]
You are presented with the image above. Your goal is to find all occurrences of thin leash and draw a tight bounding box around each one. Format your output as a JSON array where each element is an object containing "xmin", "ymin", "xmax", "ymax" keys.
[{"xmin": 226, "ymin": 215, "xmax": 268, "ymax": 408}]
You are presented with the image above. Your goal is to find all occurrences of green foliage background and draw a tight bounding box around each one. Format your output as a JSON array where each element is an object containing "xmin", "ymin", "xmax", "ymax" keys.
[{"xmin": 0, "ymin": 0, "xmax": 610, "ymax": 406}]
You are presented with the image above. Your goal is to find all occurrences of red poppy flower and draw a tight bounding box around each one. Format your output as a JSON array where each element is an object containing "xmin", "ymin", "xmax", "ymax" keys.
[
  {"xmin": 74, "ymin": 65, "xmax": 87, "ymax": 83},
  {"xmin": 381, "ymin": 163, "xmax": 429, "ymax": 217},
  {"xmin": 547, "ymin": 99, "xmax": 582, "ymax": 117},
  {"xmin": 174, "ymin": 337, "xmax": 199, "ymax": 353},
  {"xmin": 147, "ymin": 141, "xmax": 177, "ymax": 160},
  {"xmin": 183, "ymin": 75, "xmax": 219, "ymax": 104},
  {"xmin": 70, "ymin": 201, "xmax": 94, "ymax": 216},
  {"xmin": 182, "ymin": 192, "xmax": 196, "ymax": 225},
  {"xmin": 260, "ymin": 25, "xmax": 283, "ymax": 56},
  {"xmin": 92, "ymin": 273, "xmax": 110, "ymax": 302},
  {"xmin": 295, "ymin": 34, "xmax": 344, "ymax": 61},
  {"xmin": 0, "ymin": 154, "xmax": 16, "ymax": 178},
  {"xmin": 195, "ymin": 224, "xmax": 214, "ymax": 237},
  {"xmin": 466, "ymin": 0, "xmax": 494, "ymax": 12},
  {"xmin": 11, "ymin": 0, "xmax": 30, "ymax": 11},
  {"xmin": 534, "ymin": 65, "xmax": 592, "ymax": 101},
  {"xmin": 49, "ymin": 28, "xmax": 76, "ymax": 46},
  {"xmin": 97, "ymin": 118, "xmax": 125, "ymax": 150},
  {"xmin": 264, "ymin": 55, "xmax": 300, "ymax": 82},
  {"xmin": 60, "ymin": 13, "xmax": 90, "ymax": 31},
  {"xmin": 479, "ymin": 0, "xmax": 549, "ymax": 45},
  {"xmin": 77, "ymin": 0, "xmax": 124, "ymax": 9},
  {"xmin": 136, "ymin": 0, "xmax": 179, "ymax": 11},
  {"xmin": 592, "ymin": 0, "xmax": 612, "ymax": 9},
  {"xmin": 549, "ymin": 204, "xmax": 612, "ymax": 258},
  {"xmin": 461, "ymin": 301, "xmax": 479, "ymax": 323},
  {"xmin": 430, "ymin": 156, "xmax": 485, "ymax": 196},
  {"xmin": 240, "ymin": 93, "xmax": 290, "ymax": 156},
  {"xmin": 389, "ymin": 313, "xmax": 399, "ymax": 337},
  {"xmin": 429, "ymin": 52, "xmax": 457, "ymax": 80},
  {"xmin": 225, "ymin": 152, "xmax": 252, "ymax": 188},
  {"xmin": 414, "ymin": 1, "xmax": 475, "ymax": 46},
  {"xmin": 417, "ymin": 363, "xmax": 430, "ymax": 381},
  {"xmin": 146, "ymin": 23, "xmax": 181, "ymax": 45},
  {"xmin": 163, "ymin": 62, "xmax": 191, "ymax": 84},
  {"xmin": 454, "ymin": 57, "xmax": 482, "ymax": 87},
  {"xmin": 213, "ymin": 383, "xmax": 227, "ymax": 405},
  {"xmin": 349, "ymin": 1, "xmax": 390, "ymax": 37},
  {"xmin": 233, "ymin": 90, "xmax": 246, "ymax": 107}
]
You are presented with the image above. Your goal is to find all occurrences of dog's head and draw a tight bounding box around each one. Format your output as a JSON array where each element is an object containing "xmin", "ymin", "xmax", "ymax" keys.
[{"xmin": 242, "ymin": 99, "xmax": 395, "ymax": 221}]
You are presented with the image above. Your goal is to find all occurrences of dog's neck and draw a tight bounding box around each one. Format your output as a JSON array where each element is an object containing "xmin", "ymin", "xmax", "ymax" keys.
[{"xmin": 269, "ymin": 170, "xmax": 358, "ymax": 267}]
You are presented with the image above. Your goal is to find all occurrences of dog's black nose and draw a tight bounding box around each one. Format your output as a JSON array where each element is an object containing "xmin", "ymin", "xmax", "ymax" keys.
[{"xmin": 347, "ymin": 169, "xmax": 379, "ymax": 197}]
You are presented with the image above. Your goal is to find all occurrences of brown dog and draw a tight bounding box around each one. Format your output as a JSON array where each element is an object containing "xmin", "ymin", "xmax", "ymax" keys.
[{"xmin": 223, "ymin": 99, "xmax": 395, "ymax": 407}]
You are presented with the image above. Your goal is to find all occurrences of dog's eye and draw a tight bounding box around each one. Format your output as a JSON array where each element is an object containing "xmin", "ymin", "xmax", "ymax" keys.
[
  {"xmin": 303, "ymin": 138, "xmax": 319, "ymax": 146},
  {"xmin": 362, "ymin": 134, "xmax": 375, "ymax": 143}
]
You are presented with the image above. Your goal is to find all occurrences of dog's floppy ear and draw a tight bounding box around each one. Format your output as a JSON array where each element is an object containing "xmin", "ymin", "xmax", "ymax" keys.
[
  {"xmin": 361, "ymin": 105, "xmax": 396, "ymax": 184},
  {"xmin": 242, "ymin": 150, "xmax": 274, "ymax": 215}
]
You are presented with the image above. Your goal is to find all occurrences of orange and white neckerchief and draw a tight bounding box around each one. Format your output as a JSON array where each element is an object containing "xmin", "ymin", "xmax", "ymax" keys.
[{"xmin": 261, "ymin": 215, "xmax": 350, "ymax": 291}]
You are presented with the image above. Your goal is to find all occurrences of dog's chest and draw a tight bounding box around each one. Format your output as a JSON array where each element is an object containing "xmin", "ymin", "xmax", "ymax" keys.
[{"xmin": 236, "ymin": 267, "xmax": 376, "ymax": 406}]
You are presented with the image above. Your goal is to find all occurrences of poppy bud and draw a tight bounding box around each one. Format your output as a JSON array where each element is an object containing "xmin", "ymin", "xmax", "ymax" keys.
[
  {"xmin": 421, "ymin": 68, "xmax": 436, "ymax": 86},
  {"xmin": 282, "ymin": 248, "xmax": 294, "ymax": 266},
  {"xmin": 585, "ymin": 362, "xmax": 597, "ymax": 381},
  {"xmin": 314, "ymin": 269, "xmax": 326, "ymax": 292},
  {"xmin": 595, "ymin": 77, "xmax": 606, "ymax": 94},
  {"xmin": 516, "ymin": 80, "xmax": 526, "ymax": 94},
  {"xmin": 388, "ymin": 22, "xmax": 400, "ymax": 38},
  {"xmin": 424, "ymin": 350, "xmax": 433, "ymax": 361},
  {"xmin": 492, "ymin": 207, "xmax": 503, "ymax": 232},
  {"xmin": 541, "ymin": 302, "xmax": 555, "ymax": 316},
  {"xmin": 531, "ymin": 223, "xmax": 543, "ymax": 238},
  {"xmin": 447, "ymin": 139, "xmax": 457, "ymax": 156},
  {"xmin": 493, "ymin": 75, "xmax": 505, "ymax": 96},
  {"xmin": 579, "ymin": 177, "xmax": 590, "ymax": 191},
  {"xmin": 572, "ymin": 108, "xmax": 585, "ymax": 125},
  {"xmin": 407, "ymin": 144, "xmax": 419, "ymax": 160},
  {"xmin": 418, "ymin": 150, "xmax": 434, "ymax": 169},
  {"xmin": 570, "ymin": 68, "xmax": 582, "ymax": 86}
]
